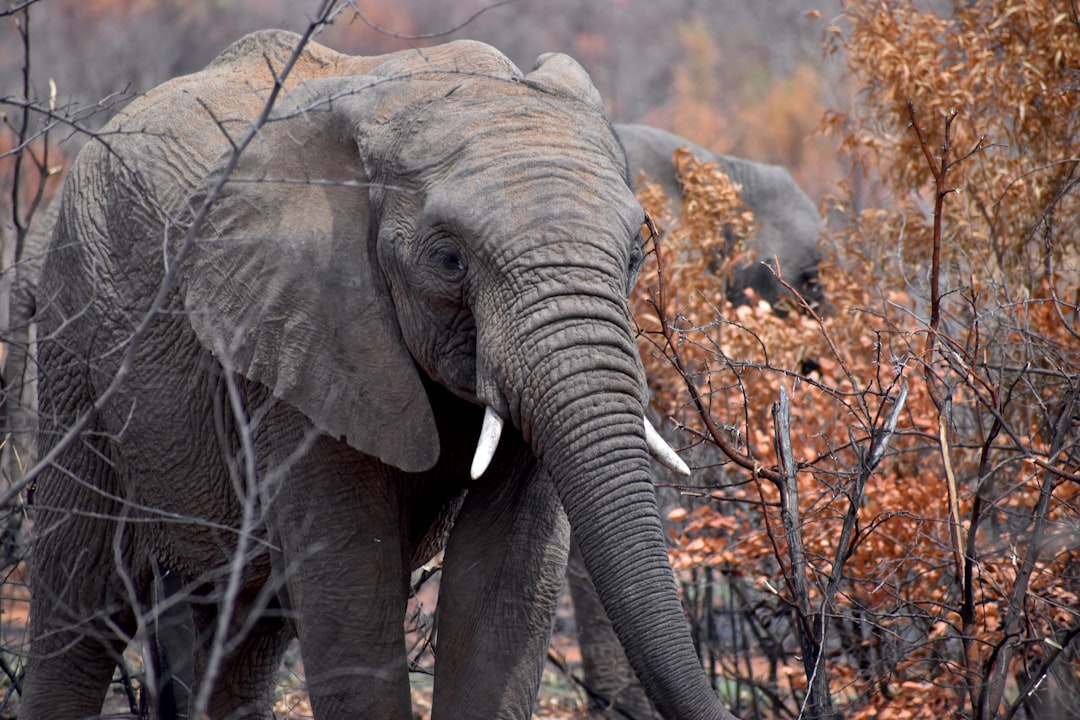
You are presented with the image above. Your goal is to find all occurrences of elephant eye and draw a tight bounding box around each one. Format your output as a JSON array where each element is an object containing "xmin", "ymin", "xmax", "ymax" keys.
[
  {"xmin": 628, "ymin": 242, "xmax": 644, "ymax": 276},
  {"xmin": 625, "ymin": 237, "xmax": 645, "ymax": 297},
  {"xmin": 432, "ymin": 242, "xmax": 467, "ymax": 280},
  {"xmin": 436, "ymin": 246, "xmax": 464, "ymax": 270}
]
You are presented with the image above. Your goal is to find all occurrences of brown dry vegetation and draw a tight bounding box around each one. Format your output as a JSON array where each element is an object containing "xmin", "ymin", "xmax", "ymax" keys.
[{"xmin": 634, "ymin": 2, "xmax": 1080, "ymax": 718}]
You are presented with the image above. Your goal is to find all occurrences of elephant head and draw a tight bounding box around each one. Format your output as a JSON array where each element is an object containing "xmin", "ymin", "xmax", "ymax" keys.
[
  {"xmin": 615, "ymin": 122, "xmax": 823, "ymax": 312},
  {"xmin": 23, "ymin": 30, "xmax": 736, "ymax": 720}
]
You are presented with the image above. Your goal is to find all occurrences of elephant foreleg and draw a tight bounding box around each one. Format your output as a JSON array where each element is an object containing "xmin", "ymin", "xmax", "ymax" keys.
[
  {"xmin": 262, "ymin": 427, "xmax": 415, "ymax": 719},
  {"xmin": 432, "ymin": 461, "xmax": 570, "ymax": 720}
]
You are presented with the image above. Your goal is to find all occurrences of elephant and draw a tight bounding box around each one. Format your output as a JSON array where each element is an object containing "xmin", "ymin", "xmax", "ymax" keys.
[
  {"xmin": 562, "ymin": 125, "xmax": 825, "ymax": 719},
  {"xmin": 614, "ymin": 123, "xmax": 822, "ymax": 312},
  {"xmin": 20, "ymin": 29, "xmax": 741, "ymax": 720}
]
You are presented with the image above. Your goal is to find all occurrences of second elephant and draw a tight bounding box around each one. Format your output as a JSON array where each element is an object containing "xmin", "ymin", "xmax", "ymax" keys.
[{"xmin": 615, "ymin": 123, "xmax": 822, "ymax": 311}]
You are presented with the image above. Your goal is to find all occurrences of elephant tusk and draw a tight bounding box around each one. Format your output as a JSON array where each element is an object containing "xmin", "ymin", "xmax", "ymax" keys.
[
  {"xmin": 471, "ymin": 406, "xmax": 504, "ymax": 479},
  {"xmin": 644, "ymin": 417, "xmax": 691, "ymax": 477}
]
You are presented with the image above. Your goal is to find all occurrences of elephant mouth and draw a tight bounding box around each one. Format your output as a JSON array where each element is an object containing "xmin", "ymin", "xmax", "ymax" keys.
[{"xmin": 468, "ymin": 405, "xmax": 688, "ymax": 479}]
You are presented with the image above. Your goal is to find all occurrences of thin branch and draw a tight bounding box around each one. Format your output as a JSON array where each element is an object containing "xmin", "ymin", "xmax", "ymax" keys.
[
  {"xmin": 10, "ymin": 4, "xmax": 33, "ymax": 255},
  {"xmin": 772, "ymin": 387, "xmax": 832, "ymax": 719},
  {"xmin": 347, "ymin": 0, "xmax": 517, "ymax": 41},
  {"xmin": 544, "ymin": 650, "xmax": 644, "ymax": 720},
  {"xmin": 0, "ymin": 0, "xmax": 41, "ymax": 21},
  {"xmin": 978, "ymin": 387, "xmax": 1080, "ymax": 718},
  {"xmin": 907, "ymin": 101, "xmax": 951, "ymax": 414}
]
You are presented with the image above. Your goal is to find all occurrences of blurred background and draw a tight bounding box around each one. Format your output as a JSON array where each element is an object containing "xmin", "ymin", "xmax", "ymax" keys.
[{"xmin": 0, "ymin": 0, "xmax": 847, "ymax": 207}]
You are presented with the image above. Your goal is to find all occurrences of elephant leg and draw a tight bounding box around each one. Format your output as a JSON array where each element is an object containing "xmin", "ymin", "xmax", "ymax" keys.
[
  {"xmin": 432, "ymin": 461, "xmax": 570, "ymax": 720},
  {"xmin": 188, "ymin": 589, "xmax": 291, "ymax": 720},
  {"xmin": 262, "ymin": 432, "xmax": 414, "ymax": 719},
  {"xmin": 20, "ymin": 622, "xmax": 130, "ymax": 718},
  {"xmin": 21, "ymin": 432, "xmax": 142, "ymax": 717},
  {"xmin": 567, "ymin": 537, "xmax": 659, "ymax": 719}
]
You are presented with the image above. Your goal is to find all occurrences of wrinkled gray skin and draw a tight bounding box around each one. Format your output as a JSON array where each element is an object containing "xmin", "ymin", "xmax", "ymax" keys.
[
  {"xmin": 0, "ymin": 201, "xmax": 52, "ymax": 572},
  {"xmin": 21, "ymin": 31, "xmax": 738, "ymax": 720},
  {"xmin": 616, "ymin": 123, "xmax": 822, "ymax": 311},
  {"xmin": 564, "ymin": 126, "xmax": 824, "ymax": 719},
  {"xmin": 1, "ymin": 201, "xmax": 52, "ymax": 472}
]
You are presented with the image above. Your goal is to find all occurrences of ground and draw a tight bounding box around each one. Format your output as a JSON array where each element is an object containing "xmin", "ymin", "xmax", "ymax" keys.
[{"xmin": 0, "ymin": 563, "xmax": 592, "ymax": 719}]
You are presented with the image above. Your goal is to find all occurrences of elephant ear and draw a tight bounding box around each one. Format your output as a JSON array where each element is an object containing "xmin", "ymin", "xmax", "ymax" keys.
[
  {"xmin": 525, "ymin": 53, "xmax": 605, "ymax": 110},
  {"xmin": 183, "ymin": 87, "xmax": 439, "ymax": 472}
]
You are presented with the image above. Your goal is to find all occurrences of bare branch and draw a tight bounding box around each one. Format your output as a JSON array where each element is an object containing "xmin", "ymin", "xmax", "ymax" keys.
[{"xmin": 346, "ymin": 0, "xmax": 518, "ymax": 41}]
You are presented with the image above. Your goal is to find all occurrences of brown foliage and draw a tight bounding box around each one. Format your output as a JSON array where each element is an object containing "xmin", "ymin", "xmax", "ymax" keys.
[{"xmin": 639, "ymin": 2, "xmax": 1080, "ymax": 717}]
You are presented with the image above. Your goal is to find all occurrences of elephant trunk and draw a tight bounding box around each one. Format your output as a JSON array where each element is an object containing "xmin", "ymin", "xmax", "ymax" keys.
[
  {"xmin": 548, "ymin": 405, "xmax": 732, "ymax": 720},
  {"xmin": 494, "ymin": 292, "xmax": 737, "ymax": 720}
]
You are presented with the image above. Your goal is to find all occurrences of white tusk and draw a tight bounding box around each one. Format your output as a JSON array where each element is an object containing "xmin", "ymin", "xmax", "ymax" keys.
[
  {"xmin": 471, "ymin": 406, "xmax": 504, "ymax": 479},
  {"xmin": 644, "ymin": 417, "xmax": 691, "ymax": 477}
]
